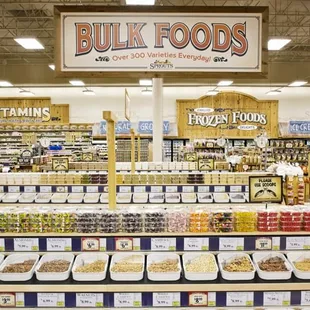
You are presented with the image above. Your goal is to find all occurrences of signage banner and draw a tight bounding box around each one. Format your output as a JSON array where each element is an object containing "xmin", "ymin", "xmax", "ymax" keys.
[
  {"xmin": 99, "ymin": 121, "xmax": 131, "ymax": 135},
  {"xmin": 289, "ymin": 121, "xmax": 310, "ymax": 134},
  {"xmin": 138, "ymin": 121, "xmax": 170, "ymax": 134},
  {"xmin": 249, "ymin": 176, "xmax": 283, "ymax": 203},
  {"xmin": 57, "ymin": 7, "xmax": 265, "ymax": 74}
]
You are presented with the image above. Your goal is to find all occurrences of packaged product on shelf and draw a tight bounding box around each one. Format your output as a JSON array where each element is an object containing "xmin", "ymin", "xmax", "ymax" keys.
[
  {"xmin": 298, "ymin": 177, "xmax": 305, "ymax": 205},
  {"xmin": 52, "ymin": 209, "xmax": 76, "ymax": 233},
  {"xmin": 144, "ymin": 208, "xmax": 166, "ymax": 233},
  {"xmin": 257, "ymin": 208, "xmax": 279, "ymax": 232},
  {"xmin": 211, "ymin": 210, "xmax": 233, "ymax": 233},
  {"xmin": 286, "ymin": 175, "xmax": 295, "ymax": 205},
  {"xmin": 121, "ymin": 208, "xmax": 143, "ymax": 233},
  {"xmin": 234, "ymin": 208, "xmax": 256, "ymax": 232},
  {"xmin": 30, "ymin": 208, "xmax": 53, "ymax": 233},
  {"xmin": 97, "ymin": 210, "xmax": 121, "ymax": 233},
  {"xmin": 303, "ymin": 208, "xmax": 310, "ymax": 231},
  {"xmin": 167, "ymin": 208, "xmax": 188, "ymax": 233},
  {"xmin": 76, "ymin": 208, "xmax": 97, "ymax": 233},
  {"xmin": 189, "ymin": 207, "xmax": 209, "ymax": 233},
  {"xmin": 280, "ymin": 207, "xmax": 302, "ymax": 232}
]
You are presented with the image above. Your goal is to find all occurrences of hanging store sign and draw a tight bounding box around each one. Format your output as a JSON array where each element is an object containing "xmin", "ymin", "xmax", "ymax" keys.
[
  {"xmin": 138, "ymin": 121, "xmax": 170, "ymax": 135},
  {"xmin": 55, "ymin": 6, "xmax": 267, "ymax": 77},
  {"xmin": 289, "ymin": 121, "xmax": 310, "ymax": 134}
]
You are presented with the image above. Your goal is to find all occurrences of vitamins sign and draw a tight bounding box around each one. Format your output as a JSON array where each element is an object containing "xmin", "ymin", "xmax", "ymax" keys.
[{"xmin": 58, "ymin": 9, "xmax": 263, "ymax": 73}]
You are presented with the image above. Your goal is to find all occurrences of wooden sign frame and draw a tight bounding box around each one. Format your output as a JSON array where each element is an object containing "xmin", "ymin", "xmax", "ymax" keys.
[
  {"xmin": 184, "ymin": 152, "xmax": 197, "ymax": 162},
  {"xmin": 198, "ymin": 158, "xmax": 214, "ymax": 171},
  {"xmin": 52, "ymin": 157, "xmax": 69, "ymax": 172}
]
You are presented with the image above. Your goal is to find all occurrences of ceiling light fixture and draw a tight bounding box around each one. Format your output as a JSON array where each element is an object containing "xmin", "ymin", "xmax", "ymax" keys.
[
  {"xmin": 207, "ymin": 90, "xmax": 219, "ymax": 96},
  {"xmin": 14, "ymin": 38, "xmax": 44, "ymax": 50},
  {"xmin": 83, "ymin": 89, "xmax": 95, "ymax": 96},
  {"xmin": 141, "ymin": 87, "xmax": 152, "ymax": 95},
  {"xmin": 125, "ymin": 0, "xmax": 155, "ymax": 4},
  {"xmin": 70, "ymin": 80, "xmax": 85, "ymax": 86},
  {"xmin": 266, "ymin": 89, "xmax": 282, "ymax": 96},
  {"xmin": 19, "ymin": 89, "xmax": 35, "ymax": 96},
  {"xmin": 288, "ymin": 80, "xmax": 308, "ymax": 87},
  {"xmin": 139, "ymin": 79, "xmax": 152, "ymax": 86},
  {"xmin": 268, "ymin": 38, "xmax": 291, "ymax": 51},
  {"xmin": 217, "ymin": 80, "xmax": 233, "ymax": 86},
  {"xmin": 48, "ymin": 64, "xmax": 55, "ymax": 70},
  {"xmin": 0, "ymin": 81, "xmax": 13, "ymax": 87}
]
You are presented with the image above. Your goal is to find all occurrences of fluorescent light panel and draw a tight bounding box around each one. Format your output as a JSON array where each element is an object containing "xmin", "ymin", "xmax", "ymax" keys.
[
  {"xmin": 48, "ymin": 64, "xmax": 55, "ymax": 70},
  {"xmin": 83, "ymin": 89, "xmax": 95, "ymax": 96},
  {"xmin": 288, "ymin": 80, "xmax": 308, "ymax": 87},
  {"xmin": 139, "ymin": 79, "xmax": 152, "ymax": 86},
  {"xmin": 207, "ymin": 90, "xmax": 219, "ymax": 96},
  {"xmin": 217, "ymin": 80, "xmax": 233, "ymax": 86},
  {"xmin": 0, "ymin": 81, "xmax": 13, "ymax": 87},
  {"xmin": 268, "ymin": 38, "xmax": 291, "ymax": 50},
  {"xmin": 70, "ymin": 80, "xmax": 85, "ymax": 86},
  {"xmin": 14, "ymin": 38, "xmax": 44, "ymax": 50},
  {"xmin": 126, "ymin": 0, "xmax": 155, "ymax": 4}
]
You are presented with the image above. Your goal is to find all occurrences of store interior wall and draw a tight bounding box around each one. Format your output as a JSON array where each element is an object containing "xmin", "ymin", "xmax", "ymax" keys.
[{"xmin": 0, "ymin": 86, "xmax": 309, "ymax": 123}]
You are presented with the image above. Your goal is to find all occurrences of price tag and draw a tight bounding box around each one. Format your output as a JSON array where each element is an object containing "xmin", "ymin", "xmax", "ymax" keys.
[
  {"xmin": 264, "ymin": 292, "xmax": 290, "ymax": 306},
  {"xmin": 230, "ymin": 185, "xmax": 242, "ymax": 192},
  {"xmin": 207, "ymin": 292, "xmax": 216, "ymax": 307},
  {"xmin": 153, "ymin": 293, "xmax": 180, "ymax": 307},
  {"xmin": 219, "ymin": 238, "xmax": 244, "ymax": 251},
  {"xmin": 76, "ymin": 293, "xmax": 104, "ymax": 308},
  {"xmin": 87, "ymin": 186, "xmax": 98, "ymax": 193},
  {"xmin": 81, "ymin": 238, "xmax": 100, "ymax": 251},
  {"xmin": 184, "ymin": 238, "xmax": 209, "ymax": 251},
  {"xmin": 56, "ymin": 186, "xmax": 67, "ymax": 193},
  {"xmin": 166, "ymin": 186, "xmax": 178, "ymax": 193},
  {"xmin": 0, "ymin": 238, "xmax": 5, "ymax": 251},
  {"xmin": 115, "ymin": 238, "xmax": 133, "ymax": 251},
  {"xmin": 40, "ymin": 186, "xmax": 52, "ymax": 193},
  {"xmin": 214, "ymin": 186, "xmax": 226, "ymax": 192},
  {"xmin": 15, "ymin": 293, "xmax": 25, "ymax": 307},
  {"xmin": 245, "ymin": 185, "xmax": 249, "ymax": 192},
  {"xmin": 100, "ymin": 238, "xmax": 107, "ymax": 251},
  {"xmin": 255, "ymin": 237, "xmax": 272, "ymax": 250},
  {"xmin": 133, "ymin": 238, "xmax": 141, "ymax": 251},
  {"xmin": 134, "ymin": 186, "xmax": 146, "ymax": 193},
  {"xmin": 72, "ymin": 186, "xmax": 84, "ymax": 193},
  {"xmin": 46, "ymin": 238, "xmax": 72, "ymax": 251},
  {"xmin": 304, "ymin": 237, "xmax": 310, "ymax": 249},
  {"xmin": 0, "ymin": 293, "xmax": 16, "ymax": 307},
  {"xmin": 151, "ymin": 238, "xmax": 176, "ymax": 251},
  {"xmin": 14, "ymin": 238, "xmax": 39, "ymax": 251},
  {"xmin": 272, "ymin": 237, "xmax": 280, "ymax": 251},
  {"xmin": 182, "ymin": 186, "xmax": 194, "ymax": 193},
  {"xmin": 37, "ymin": 293, "xmax": 65, "ymax": 307},
  {"xmin": 226, "ymin": 292, "xmax": 254, "ymax": 307},
  {"xmin": 119, "ymin": 186, "xmax": 131, "ymax": 193},
  {"xmin": 286, "ymin": 237, "xmax": 305, "ymax": 250},
  {"xmin": 151, "ymin": 186, "xmax": 163, "ymax": 193},
  {"xmin": 198, "ymin": 186, "xmax": 209, "ymax": 193},
  {"xmin": 188, "ymin": 292, "xmax": 208, "ymax": 306},
  {"xmin": 8, "ymin": 186, "xmax": 20, "ymax": 193},
  {"xmin": 24, "ymin": 186, "xmax": 36, "ymax": 193},
  {"xmin": 114, "ymin": 293, "xmax": 141, "ymax": 307},
  {"xmin": 301, "ymin": 291, "xmax": 310, "ymax": 305},
  {"xmin": 0, "ymin": 186, "xmax": 3, "ymax": 193}
]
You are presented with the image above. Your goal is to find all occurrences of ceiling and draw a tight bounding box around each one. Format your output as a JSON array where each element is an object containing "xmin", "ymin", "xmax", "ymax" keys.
[{"xmin": 0, "ymin": 0, "xmax": 309, "ymax": 86}]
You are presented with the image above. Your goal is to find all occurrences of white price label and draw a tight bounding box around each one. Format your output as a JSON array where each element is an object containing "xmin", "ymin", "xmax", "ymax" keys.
[
  {"xmin": 263, "ymin": 292, "xmax": 290, "ymax": 306},
  {"xmin": 153, "ymin": 293, "xmax": 180, "ymax": 307},
  {"xmin": 14, "ymin": 238, "xmax": 39, "ymax": 251},
  {"xmin": 47, "ymin": 238, "xmax": 72, "ymax": 251},
  {"xmin": 226, "ymin": 292, "xmax": 253, "ymax": 307},
  {"xmin": 56, "ymin": 186, "xmax": 67, "ymax": 193},
  {"xmin": 230, "ymin": 185, "xmax": 242, "ymax": 192},
  {"xmin": 0, "ymin": 186, "xmax": 3, "ymax": 193},
  {"xmin": 245, "ymin": 185, "xmax": 249, "ymax": 192},
  {"xmin": 208, "ymin": 292, "xmax": 216, "ymax": 307},
  {"xmin": 100, "ymin": 238, "xmax": 107, "ymax": 251},
  {"xmin": 219, "ymin": 238, "xmax": 244, "ymax": 251},
  {"xmin": 87, "ymin": 186, "xmax": 98, "ymax": 193},
  {"xmin": 24, "ymin": 186, "xmax": 36, "ymax": 193},
  {"xmin": 76, "ymin": 293, "xmax": 103, "ymax": 308},
  {"xmin": 151, "ymin": 238, "xmax": 176, "ymax": 251},
  {"xmin": 37, "ymin": 293, "xmax": 65, "ymax": 307},
  {"xmin": 272, "ymin": 237, "xmax": 280, "ymax": 251},
  {"xmin": 214, "ymin": 186, "xmax": 226, "ymax": 192},
  {"xmin": 72, "ymin": 186, "xmax": 84, "ymax": 193},
  {"xmin": 133, "ymin": 238, "xmax": 141, "ymax": 251},
  {"xmin": 119, "ymin": 186, "xmax": 131, "ymax": 193},
  {"xmin": 8, "ymin": 186, "xmax": 20, "ymax": 193},
  {"xmin": 134, "ymin": 186, "xmax": 146, "ymax": 193},
  {"xmin": 114, "ymin": 293, "xmax": 141, "ymax": 308},
  {"xmin": 40, "ymin": 186, "xmax": 52, "ymax": 193},
  {"xmin": 0, "ymin": 238, "xmax": 4, "ymax": 251},
  {"xmin": 255, "ymin": 237, "xmax": 272, "ymax": 250},
  {"xmin": 301, "ymin": 291, "xmax": 310, "ymax": 305},
  {"xmin": 184, "ymin": 238, "xmax": 209, "ymax": 251},
  {"xmin": 16, "ymin": 293, "xmax": 25, "ymax": 307},
  {"xmin": 198, "ymin": 186, "xmax": 209, "ymax": 193},
  {"xmin": 182, "ymin": 186, "xmax": 195, "ymax": 193},
  {"xmin": 166, "ymin": 186, "xmax": 178, "ymax": 193},
  {"xmin": 286, "ymin": 237, "xmax": 305, "ymax": 250},
  {"xmin": 151, "ymin": 186, "xmax": 163, "ymax": 193}
]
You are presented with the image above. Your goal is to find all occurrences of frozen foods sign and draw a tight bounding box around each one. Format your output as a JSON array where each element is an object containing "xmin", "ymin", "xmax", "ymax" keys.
[{"xmin": 58, "ymin": 8, "xmax": 263, "ymax": 73}]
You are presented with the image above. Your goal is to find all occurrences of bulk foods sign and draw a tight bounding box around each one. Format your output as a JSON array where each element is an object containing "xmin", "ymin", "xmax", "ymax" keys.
[{"xmin": 55, "ymin": 7, "xmax": 266, "ymax": 76}]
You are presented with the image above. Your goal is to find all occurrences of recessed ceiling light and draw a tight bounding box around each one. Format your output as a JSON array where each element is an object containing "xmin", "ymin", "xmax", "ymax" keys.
[
  {"xmin": 0, "ymin": 81, "xmax": 13, "ymax": 87},
  {"xmin": 126, "ymin": 0, "xmax": 155, "ymax": 4},
  {"xmin": 266, "ymin": 90, "xmax": 281, "ymax": 96},
  {"xmin": 268, "ymin": 38, "xmax": 291, "ymax": 50},
  {"xmin": 14, "ymin": 38, "xmax": 44, "ymax": 50},
  {"xmin": 70, "ymin": 80, "xmax": 85, "ymax": 86},
  {"xmin": 83, "ymin": 89, "xmax": 95, "ymax": 96},
  {"xmin": 288, "ymin": 80, "xmax": 308, "ymax": 87},
  {"xmin": 217, "ymin": 80, "xmax": 233, "ymax": 86},
  {"xmin": 207, "ymin": 90, "xmax": 219, "ymax": 96},
  {"xmin": 141, "ymin": 87, "xmax": 152, "ymax": 95},
  {"xmin": 139, "ymin": 79, "xmax": 152, "ymax": 86},
  {"xmin": 48, "ymin": 64, "xmax": 55, "ymax": 70},
  {"xmin": 19, "ymin": 90, "xmax": 35, "ymax": 96}
]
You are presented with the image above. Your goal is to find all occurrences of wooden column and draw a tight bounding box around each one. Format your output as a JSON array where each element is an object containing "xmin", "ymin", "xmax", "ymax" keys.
[
  {"xmin": 103, "ymin": 111, "xmax": 117, "ymax": 210},
  {"xmin": 130, "ymin": 128, "xmax": 136, "ymax": 173},
  {"xmin": 137, "ymin": 134, "xmax": 141, "ymax": 162}
]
